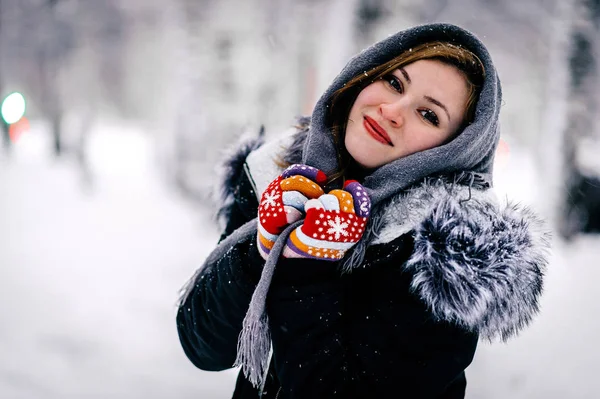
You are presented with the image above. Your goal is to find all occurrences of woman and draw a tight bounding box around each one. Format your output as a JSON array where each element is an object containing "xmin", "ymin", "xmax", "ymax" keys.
[{"xmin": 177, "ymin": 23, "xmax": 550, "ymax": 398}]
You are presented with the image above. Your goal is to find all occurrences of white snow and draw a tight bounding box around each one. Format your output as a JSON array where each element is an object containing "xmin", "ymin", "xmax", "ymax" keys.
[{"xmin": 0, "ymin": 121, "xmax": 237, "ymax": 399}]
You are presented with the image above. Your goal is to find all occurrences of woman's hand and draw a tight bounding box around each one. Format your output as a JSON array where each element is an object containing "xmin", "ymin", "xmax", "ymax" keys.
[
  {"xmin": 257, "ymin": 164, "xmax": 327, "ymax": 260},
  {"xmin": 283, "ymin": 180, "xmax": 371, "ymax": 261}
]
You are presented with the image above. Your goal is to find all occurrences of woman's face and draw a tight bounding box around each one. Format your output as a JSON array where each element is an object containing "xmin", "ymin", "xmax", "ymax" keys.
[{"xmin": 344, "ymin": 59, "xmax": 470, "ymax": 169}]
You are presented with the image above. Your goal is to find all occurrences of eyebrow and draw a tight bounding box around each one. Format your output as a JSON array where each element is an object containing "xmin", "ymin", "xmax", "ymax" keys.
[
  {"xmin": 424, "ymin": 96, "xmax": 451, "ymax": 122},
  {"xmin": 398, "ymin": 68, "xmax": 452, "ymax": 123},
  {"xmin": 399, "ymin": 68, "xmax": 411, "ymax": 84}
]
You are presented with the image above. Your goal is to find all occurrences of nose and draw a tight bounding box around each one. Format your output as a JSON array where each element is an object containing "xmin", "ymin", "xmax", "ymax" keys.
[{"xmin": 379, "ymin": 101, "xmax": 405, "ymax": 127}]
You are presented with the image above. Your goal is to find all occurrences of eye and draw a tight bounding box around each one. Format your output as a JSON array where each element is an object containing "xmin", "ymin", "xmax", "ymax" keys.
[
  {"xmin": 382, "ymin": 74, "xmax": 403, "ymax": 93},
  {"xmin": 419, "ymin": 109, "xmax": 439, "ymax": 126}
]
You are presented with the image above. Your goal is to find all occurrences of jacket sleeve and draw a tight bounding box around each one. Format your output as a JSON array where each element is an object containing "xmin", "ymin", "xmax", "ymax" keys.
[
  {"xmin": 266, "ymin": 235, "xmax": 479, "ymax": 398},
  {"xmin": 177, "ymin": 149, "xmax": 264, "ymax": 371},
  {"xmin": 176, "ymin": 226, "xmax": 263, "ymax": 371}
]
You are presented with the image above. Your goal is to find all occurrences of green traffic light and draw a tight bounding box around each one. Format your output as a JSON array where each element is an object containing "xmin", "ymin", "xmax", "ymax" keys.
[{"xmin": 1, "ymin": 92, "xmax": 26, "ymax": 124}]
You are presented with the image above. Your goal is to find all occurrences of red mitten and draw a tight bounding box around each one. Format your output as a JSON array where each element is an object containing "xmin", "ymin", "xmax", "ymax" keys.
[
  {"xmin": 257, "ymin": 164, "xmax": 327, "ymax": 260},
  {"xmin": 282, "ymin": 180, "xmax": 371, "ymax": 260}
]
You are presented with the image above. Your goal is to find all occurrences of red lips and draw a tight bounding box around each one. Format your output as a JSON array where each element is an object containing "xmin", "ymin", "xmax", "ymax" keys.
[{"xmin": 363, "ymin": 116, "xmax": 393, "ymax": 146}]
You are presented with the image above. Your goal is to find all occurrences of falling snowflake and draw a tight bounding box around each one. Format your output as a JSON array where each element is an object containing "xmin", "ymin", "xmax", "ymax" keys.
[
  {"xmin": 263, "ymin": 189, "xmax": 280, "ymax": 209},
  {"xmin": 326, "ymin": 216, "xmax": 350, "ymax": 240}
]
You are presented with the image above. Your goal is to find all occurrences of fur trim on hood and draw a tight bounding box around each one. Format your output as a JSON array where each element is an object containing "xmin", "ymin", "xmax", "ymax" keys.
[
  {"xmin": 213, "ymin": 126, "xmax": 265, "ymax": 228},
  {"xmin": 395, "ymin": 180, "xmax": 550, "ymax": 341}
]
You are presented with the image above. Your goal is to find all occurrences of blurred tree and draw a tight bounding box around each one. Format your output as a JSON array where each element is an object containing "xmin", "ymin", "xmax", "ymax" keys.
[
  {"xmin": 0, "ymin": 0, "xmax": 75, "ymax": 155},
  {"xmin": 559, "ymin": 0, "xmax": 600, "ymax": 238},
  {"xmin": 0, "ymin": 0, "xmax": 126, "ymax": 158},
  {"xmin": 163, "ymin": 0, "xmax": 316, "ymax": 202},
  {"xmin": 356, "ymin": 0, "xmax": 386, "ymax": 38},
  {"xmin": 0, "ymin": 0, "xmax": 9, "ymax": 152},
  {"xmin": 33, "ymin": 0, "xmax": 76, "ymax": 156}
]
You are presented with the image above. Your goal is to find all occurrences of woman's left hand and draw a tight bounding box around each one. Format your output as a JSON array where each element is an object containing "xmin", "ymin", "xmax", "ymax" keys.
[
  {"xmin": 283, "ymin": 180, "xmax": 371, "ymax": 261},
  {"xmin": 257, "ymin": 164, "xmax": 327, "ymax": 260}
]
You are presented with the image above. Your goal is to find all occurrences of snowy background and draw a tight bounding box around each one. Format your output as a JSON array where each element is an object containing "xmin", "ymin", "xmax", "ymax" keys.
[{"xmin": 1, "ymin": 0, "xmax": 599, "ymax": 398}]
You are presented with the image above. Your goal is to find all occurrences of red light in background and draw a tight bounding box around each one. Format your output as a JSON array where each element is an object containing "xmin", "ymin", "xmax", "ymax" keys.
[{"xmin": 9, "ymin": 117, "xmax": 30, "ymax": 143}]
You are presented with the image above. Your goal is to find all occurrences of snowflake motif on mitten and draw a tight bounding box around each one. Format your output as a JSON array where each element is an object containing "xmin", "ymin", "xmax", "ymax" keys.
[
  {"xmin": 262, "ymin": 189, "xmax": 281, "ymax": 210},
  {"xmin": 258, "ymin": 177, "xmax": 288, "ymax": 236},
  {"xmin": 327, "ymin": 216, "xmax": 349, "ymax": 240}
]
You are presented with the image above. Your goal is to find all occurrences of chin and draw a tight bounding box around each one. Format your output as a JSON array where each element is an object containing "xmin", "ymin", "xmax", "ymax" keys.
[
  {"xmin": 353, "ymin": 156, "xmax": 378, "ymax": 169},
  {"xmin": 347, "ymin": 150, "xmax": 383, "ymax": 169}
]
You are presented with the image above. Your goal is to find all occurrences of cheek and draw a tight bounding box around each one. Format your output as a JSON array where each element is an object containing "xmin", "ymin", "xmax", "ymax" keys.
[
  {"xmin": 411, "ymin": 130, "xmax": 449, "ymax": 152},
  {"xmin": 351, "ymin": 84, "xmax": 383, "ymax": 111}
]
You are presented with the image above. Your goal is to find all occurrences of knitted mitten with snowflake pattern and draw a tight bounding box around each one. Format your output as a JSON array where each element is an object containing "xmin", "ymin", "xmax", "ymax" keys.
[
  {"xmin": 283, "ymin": 180, "xmax": 371, "ymax": 261},
  {"xmin": 257, "ymin": 164, "xmax": 327, "ymax": 260}
]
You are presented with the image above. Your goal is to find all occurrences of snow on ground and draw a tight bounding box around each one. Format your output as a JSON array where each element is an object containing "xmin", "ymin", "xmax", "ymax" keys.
[
  {"xmin": 0, "ymin": 121, "xmax": 237, "ymax": 399},
  {"xmin": 1, "ymin": 122, "xmax": 600, "ymax": 398}
]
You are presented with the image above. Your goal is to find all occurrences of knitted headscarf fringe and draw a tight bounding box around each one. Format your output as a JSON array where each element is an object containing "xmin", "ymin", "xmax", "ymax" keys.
[{"xmin": 235, "ymin": 220, "xmax": 303, "ymax": 388}]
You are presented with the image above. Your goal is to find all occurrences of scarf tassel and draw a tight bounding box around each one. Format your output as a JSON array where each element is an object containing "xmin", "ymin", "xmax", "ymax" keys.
[{"xmin": 235, "ymin": 221, "xmax": 302, "ymax": 388}]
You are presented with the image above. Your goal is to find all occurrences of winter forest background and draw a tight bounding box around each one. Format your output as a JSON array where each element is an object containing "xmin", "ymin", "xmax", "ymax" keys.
[{"xmin": 1, "ymin": 0, "xmax": 600, "ymax": 398}]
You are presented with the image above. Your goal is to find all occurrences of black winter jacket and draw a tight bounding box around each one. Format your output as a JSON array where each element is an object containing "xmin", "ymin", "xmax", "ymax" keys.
[
  {"xmin": 177, "ymin": 124, "xmax": 548, "ymax": 398},
  {"xmin": 177, "ymin": 162, "xmax": 480, "ymax": 398}
]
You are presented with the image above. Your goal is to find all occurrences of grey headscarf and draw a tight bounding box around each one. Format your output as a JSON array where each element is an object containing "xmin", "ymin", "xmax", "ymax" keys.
[
  {"xmin": 235, "ymin": 22, "xmax": 503, "ymax": 389},
  {"xmin": 303, "ymin": 23, "xmax": 501, "ymax": 204}
]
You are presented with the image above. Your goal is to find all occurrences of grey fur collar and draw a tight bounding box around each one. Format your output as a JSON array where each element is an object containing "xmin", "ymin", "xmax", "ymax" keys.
[
  {"xmin": 371, "ymin": 178, "xmax": 497, "ymax": 245},
  {"xmin": 394, "ymin": 179, "xmax": 550, "ymax": 341},
  {"xmin": 215, "ymin": 131, "xmax": 550, "ymax": 342}
]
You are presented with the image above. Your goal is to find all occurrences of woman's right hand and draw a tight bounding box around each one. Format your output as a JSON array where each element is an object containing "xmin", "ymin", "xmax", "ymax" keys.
[{"xmin": 257, "ymin": 164, "xmax": 327, "ymax": 260}]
